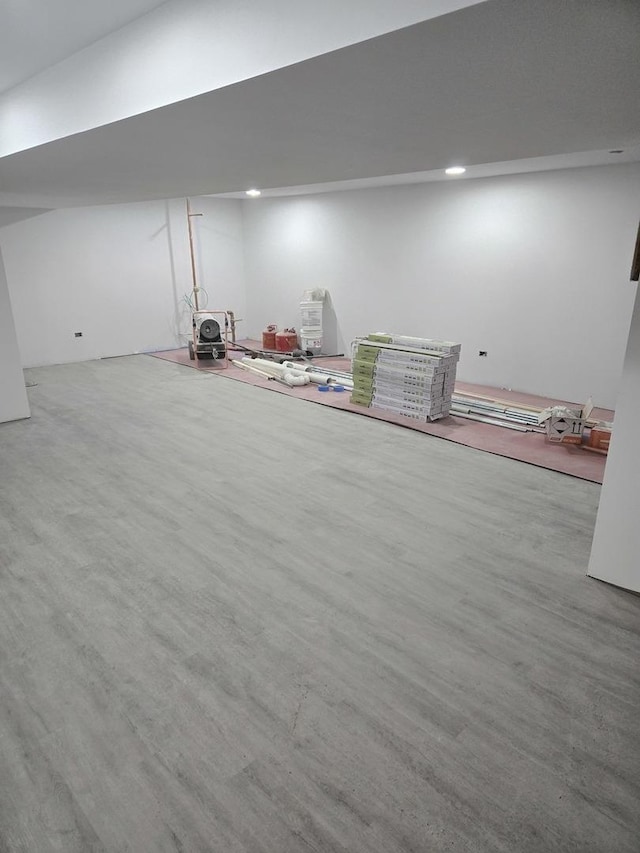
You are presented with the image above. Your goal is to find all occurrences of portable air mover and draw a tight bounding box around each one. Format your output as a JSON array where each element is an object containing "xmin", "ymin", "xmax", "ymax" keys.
[{"xmin": 188, "ymin": 312, "xmax": 226, "ymax": 361}]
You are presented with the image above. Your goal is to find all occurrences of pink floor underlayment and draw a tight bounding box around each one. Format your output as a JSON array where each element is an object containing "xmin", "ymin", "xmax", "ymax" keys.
[{"xmin": 149, "ymin": 344, "xmax": 612, "ymax": 484}]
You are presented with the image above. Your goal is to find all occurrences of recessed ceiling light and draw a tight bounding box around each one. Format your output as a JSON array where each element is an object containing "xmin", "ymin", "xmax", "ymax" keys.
[
  {"xmin": 245, "ymin": 188, "xmax": 261, "ymax": 197},
  {"xmin": 445, "ymin": 166, "xmax": 466, "ymax": 176},
  {"xmin": 609, "ymin": 149, "xmax": 624, "ymax": 154}
]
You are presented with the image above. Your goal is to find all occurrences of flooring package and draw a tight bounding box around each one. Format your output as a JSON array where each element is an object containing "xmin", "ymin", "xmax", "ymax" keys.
[{"xmin": 351, "ymin": 334, "xmax": 460, "ymax": 421}]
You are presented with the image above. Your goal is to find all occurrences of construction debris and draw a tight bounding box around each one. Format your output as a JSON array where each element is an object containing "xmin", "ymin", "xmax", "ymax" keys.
[{"xmin": 231, "ymin": 334, "xmax": 602, "ymax": 440}]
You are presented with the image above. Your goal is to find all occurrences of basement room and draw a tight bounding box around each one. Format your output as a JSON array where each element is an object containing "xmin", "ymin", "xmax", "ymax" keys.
[{"xmin": 1, "ymin": 1, "xmax": 639, "ymax": 851}]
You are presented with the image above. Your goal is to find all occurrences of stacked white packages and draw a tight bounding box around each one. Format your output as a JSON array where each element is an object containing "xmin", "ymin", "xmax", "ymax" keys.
[{"xmin": 350, "ymin": 333, "xmax": 461, "ymax": 421}]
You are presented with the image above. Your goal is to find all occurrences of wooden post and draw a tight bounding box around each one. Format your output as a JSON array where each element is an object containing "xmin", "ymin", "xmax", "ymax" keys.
[{"xmin": 186, "ymin": 198, "xmax": 201, "ymax": 311}]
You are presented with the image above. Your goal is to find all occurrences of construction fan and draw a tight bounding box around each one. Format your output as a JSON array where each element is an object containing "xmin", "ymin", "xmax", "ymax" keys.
[{"xmin": 188, "ymin": 313, "xmax": 226, "ymax": 360}]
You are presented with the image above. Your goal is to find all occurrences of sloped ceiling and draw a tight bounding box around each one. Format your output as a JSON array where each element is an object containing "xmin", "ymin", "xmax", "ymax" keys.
[
  {"xmin": 0, "ymin": 0, "xmax": 167, "ymax": 93},
  {"xmin": 0, "ymin": 0, "xmax": 639, "ymax": 208},
  {"xmin": 0, "ymin": 206, "xmax": 51, "ymax": 227}
]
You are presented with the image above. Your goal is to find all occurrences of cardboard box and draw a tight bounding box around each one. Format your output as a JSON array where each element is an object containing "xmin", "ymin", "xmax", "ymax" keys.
[
  {"xmin": 354, "ymin": 339, "xmax": 457, "ymax": 368},
  {"xmin": 550, "ymin": 431, "xmax": 583, "ymax": 445},
  {"xmin": 372, "ymin": 384, "xmax": 444, "ymax": 402},
  {"xmin": 354, "ymin": 361, "xmax": 447, "ymax": 381},
  {"xmin": 367, "ymin": 333, "xmax": 462, "ymax": 354},
  {"xmin": 589, "ymin": 424, "xmax": 612, "ymax": 452},
  {"xmin": 372, "ymin": 391, "xmax": 438, "ymax": 410},
  {"xmin": 371, "ymin": 404, "xmax": 426, "ymax": 422},
  {"xmin": 538, "ymin": 399, "xmax": 593, "ymax": 445},
  {"xmin": 351, "ymin": 335, "xmax": 459, "ymax": 419},
  {"xmin": 352, "ymin": 360, "xmax": 373, "ymax": 370},
  {"xmin": 352, "ymin": 373, "xmax": 374, "ymax": 388},
  {"xmin": 544, "ymin": 416, "xmax": 585, "ymax": 444},
  {"xmin": 354, "ymin": 346, "xmax": 380, "ymax": 362},
  {"xmin": 350, "ymin": 389, "xmax": 373, "ymax": 406},
  {"xmin": 371, "ymin": 373, "xmax": 444, "ymax": 390},
  {"xmin": 353, "ymin": 361, "xmax": 444, "ymax": 383}
]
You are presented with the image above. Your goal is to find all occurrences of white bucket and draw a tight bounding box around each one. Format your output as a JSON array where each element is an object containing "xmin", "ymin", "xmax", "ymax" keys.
[
  {"xmin": 300, "ymin": 301, "xmax": 323, "ymax": 328},
  {"xmin": 300, "ymin": 330, "xmax": 323, "ymax": 354}
]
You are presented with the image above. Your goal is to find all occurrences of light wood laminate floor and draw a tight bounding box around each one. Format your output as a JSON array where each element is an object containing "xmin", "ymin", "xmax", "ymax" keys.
[{"xmin": 0, "ymin": 355, "xmax": 638, "ymax": 853}]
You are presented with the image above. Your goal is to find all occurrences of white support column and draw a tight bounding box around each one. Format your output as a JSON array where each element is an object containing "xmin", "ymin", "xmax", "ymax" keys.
[
  {"xmin": 0, "ymin": 246, "xmax": 30, "ymax": 423},
  {"xmin": 588, "ymin": 286, "xmax": 640, "ymax": 593}
]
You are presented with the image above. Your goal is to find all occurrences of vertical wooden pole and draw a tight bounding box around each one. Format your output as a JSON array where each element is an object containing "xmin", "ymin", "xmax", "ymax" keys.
[{"xmin": 186, "ymin": 197, "xmax": 200, "ymax": 311}]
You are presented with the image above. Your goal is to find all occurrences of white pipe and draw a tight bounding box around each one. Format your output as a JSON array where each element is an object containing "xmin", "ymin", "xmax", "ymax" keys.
[
  {"xmin": 245, "ymin": 358, "xmax": 327, "ymax": 384},
  {"xmin": 282, "ymin": 371, "xmax": 309, "ymax": 387},
  {"xmin": 451, "ymin": 409, "xmax": 530, "ymax": 431},
  {"xmin": 282, "ymin": 360, "xmax": 313, "ymax": 373},
  {"xmin": 232, "ymin": 359, "xmax": 274, "ymax": 380},
  {"xmin": 281, "ymin": 360, "xmax": 353, "ymax": 378},
  {"xmin": 311, "ymin": 373, "xmax": 354, "ymax": 387},
  {"xmin": 241, "ymin": 357, "xmax": 286, "ymax": 376},
  {"xmin": 241, "ymin": 356, "xmax": 353, "ymax": 388},
  {"xmin": 282, "ymin": 362, "xmax": 353, "ymax": 387},
  {"xmin": 237, "ymin": 358, "xmax": 310, "ymax": 387}
]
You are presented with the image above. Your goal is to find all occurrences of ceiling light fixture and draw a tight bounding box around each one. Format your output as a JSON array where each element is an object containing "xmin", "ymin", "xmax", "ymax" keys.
[
  {"xmin": 445, "ymin": 166, "xmax": 466, "ymax": 176},
  {"xmin": 245, "ymin": 188, "xmax": 261, "ymax": 197}
]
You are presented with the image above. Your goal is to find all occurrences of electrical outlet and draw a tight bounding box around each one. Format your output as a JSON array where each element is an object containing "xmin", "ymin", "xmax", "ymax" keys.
[
  {"xmin": 74, "ymin": 332, "xmax": 83, "ymax": 338},
  {"xmin": 479, "ymin": 350, "xmax": 487, "ymax": 357}
]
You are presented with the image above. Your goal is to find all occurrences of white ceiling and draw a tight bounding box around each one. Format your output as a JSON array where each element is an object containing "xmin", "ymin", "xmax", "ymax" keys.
[
  {"xmin": 0, "ymin": 0, "xmax": 639, "ymax": 208},
  {"xmin": 212, "ymin": 148, "xmax": 640, "ymax": 199},
  {"xmin": 0, "ymin": 206, "xmax": 50, "ymax": 227},
  {"xmin": 0, "ymin": 0, "xmax": 168, "ymax": 93}
]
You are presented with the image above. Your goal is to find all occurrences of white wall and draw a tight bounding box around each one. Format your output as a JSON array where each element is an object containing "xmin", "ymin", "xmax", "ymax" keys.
[
  {"xmin": 588, "ymin": 287, "xmax": 640, "ymax": 593},
  {"xmin": 242, "ymin": 164, "xmax": 640, "ymax": 408},
  {"xmin": 2, "ymin": 163, "xmax": 637, "ymax": 406},
  {"xmin": 0, "ymin": 197, "xmax": 244, "ymax": 367},
  {"xmin": 0, "ymin": 246, "xmax": 30, "ymax": 423},
  {"xmin": 0, "ymin": 0, "xmax": 482, "ymax": 157}
]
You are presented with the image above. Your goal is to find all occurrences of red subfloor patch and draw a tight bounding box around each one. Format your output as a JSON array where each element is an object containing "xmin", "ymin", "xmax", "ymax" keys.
[{"xmin": 149, "ymin": 345, "xmax": 610, "ymax": 484}]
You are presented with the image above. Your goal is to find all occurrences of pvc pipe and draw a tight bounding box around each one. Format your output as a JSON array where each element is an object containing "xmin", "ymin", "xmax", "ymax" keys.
[
  {"xmin": 282, "ymin": 371, "xmax": 309, "ymax": 387},
  {"xmin": 240, "ymin": 357, "xmax": 286, "ymax": 376},
  {"xmin": 243, "ymin": 357, "xmax": 354, "ymax": 388},
  {"xmin": 232, "ymin": 359, "xmax": 274, "ymax": 380},
  {"xmin": 451, "ymin": 410, "xmax": 530, "ymax": 431},
  {"xmin": 282, "ymin": 361, "xmax": 353, "ymax": 380},
  {"xmin": 281, "ymin": 363, "xmax": 354, "ymax": 387},
  {"xmin": 238, "ymin": 358, "xmax": 310, "ymax": 387},
  {"xmin": 308, "ymin": 372, "xmax": 354, "ymax": 388}
]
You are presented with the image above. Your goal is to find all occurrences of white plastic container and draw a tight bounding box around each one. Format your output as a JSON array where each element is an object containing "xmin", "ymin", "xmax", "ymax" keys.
[
  {"xmin": 300, "ymin": 329, "xmax": 323, "ymax": 354},
  {"xmin": 300, "ymin": 301, "xmax": 323, "ymax": 328}
]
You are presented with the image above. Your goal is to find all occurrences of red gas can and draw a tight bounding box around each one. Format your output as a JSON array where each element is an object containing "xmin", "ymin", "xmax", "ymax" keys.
[
  {"xmin": 275, "ymin": 328, "xmax": 298, "ymax": 352},
  {"xmin": 262, "ymin": 324, "xmax": 277, "ymax": 350}
]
